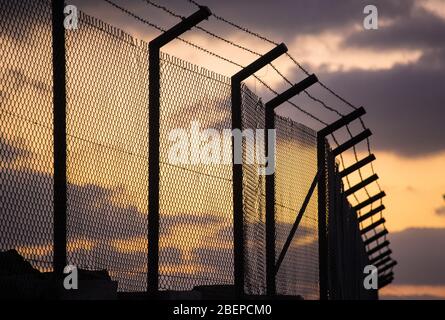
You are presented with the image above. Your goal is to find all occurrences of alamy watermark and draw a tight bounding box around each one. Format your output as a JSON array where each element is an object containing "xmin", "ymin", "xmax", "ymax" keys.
[
  {"xmin": 363, "ymin": 5, "xmax": 379, "ymax": 30},
  {"xmin": 167, "ymin": 121, "xmax": 276, "ymax": 175},
  {"xmin": 63, "ymin": 5, "xmax": 78, "ymax": 30},
  {"xmin": 63, "ymin": 265, "xmax": 78, "ymax": 290},
  {"xmin": 363, "ymin": 264, "xmax": 378, "ymax": 290}
]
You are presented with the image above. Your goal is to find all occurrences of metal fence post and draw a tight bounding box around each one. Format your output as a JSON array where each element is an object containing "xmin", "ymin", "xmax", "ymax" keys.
[
  {"xmin": 147, "ymin": 6, "xmax": 211, "ymax": 295},
  {"xmin": 264, "ymin": 74, "xmax": 317, "ymax": 296},
  {"xmin": 265, "ymin": 106, "xmax": 276, "ymax": 296},
  {"xmin": 317, "ymin": 136, "xmax": 328, "ymax": 300},
  {"xmin": 231, "ymin": 43, "xmax": 287, "ymax": 296},
  {"xmin": 327, "ymin": 150, "xmax": 337, "ymax": 298},
  {"xmin": 148, "ymin": 45, "xmax": 160, "ymax": 295},
  {"xmin": 317, "ymin": 106, "xmax": 369, "ymax": 299},
  {"xmin": 52, "ymin": 0, "xmax": 67, "ymax": 276},
  {"xmin": 231, "ymin": 79, "xmax": 244, "ymax": 296}
]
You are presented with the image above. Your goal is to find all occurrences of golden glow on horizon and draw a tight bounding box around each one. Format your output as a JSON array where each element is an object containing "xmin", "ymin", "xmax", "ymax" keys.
[
  {"xmin": 15, "ymin": 244, "xmax": 53, "ymax": 257},
  {"xmin": 342, "ymin": 150, "xmax": 445, "ymax": 232},
  {"xmin": 4, "ymin": 21, "xmax": 444, "ymax": 247},
  {"xmin": 380, "ymin": 284, "xmax": 445, "ymax": 299},
  {"xmin": 4, "ymin": 15, "xmax": 443, "ymax": 241},
  {"xmin": 3, "ymin": 3, "xmax": 445, "ymax": 298}
]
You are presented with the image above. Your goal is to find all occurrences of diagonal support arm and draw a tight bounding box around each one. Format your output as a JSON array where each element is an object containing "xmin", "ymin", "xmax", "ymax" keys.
[{"xmin": 274, "ymin": 169, "xmax": 320, "ymax": 276}]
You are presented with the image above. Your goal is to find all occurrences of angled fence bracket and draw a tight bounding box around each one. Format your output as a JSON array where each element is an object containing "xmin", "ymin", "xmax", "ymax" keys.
[
  {"xmin": 378, "ymin": 272, "xmax": 394, "ymax": 288},
  {"xmin": 378, "ymin": 261, "xmax": 397, "ymax": 274},
  {"xmin": 317, "ymin": 107, "xmax": 368, "ymax": 300},
  {"xmin": 364, "ymin": 229, "xmax": 388, "ymax": 246},
  {"xmin": 374, "ymin": 256, "xmax": 392, "ymax": 268},
  {"xmin": 265, "ymin": 74, "xmax": 318, "ymax": 110},
  {"xmin": 318, "ymin": 107, "xmax": 366, "ymax": 137},
  {"xmin": 353, "ymin": 191, "xmax": 386, "ymax": 211},
  {"xmin": 332, "ymin": 129, "xmax": 372, "ymax": 157},
  {"xmin": 232, "ymin": 43, "xmax": 288, "ymax": 297},
  {"xmin": 361, "ymin": 218, "xmax": 386, "ymax": 235},
  {"xmin": 344, "ymin": 174, "xmax": 379, "ymax": 197},
  {"xmin": 148, "ymin": 6, "xmax": 211, "ymax": 295},
  {"xmin": 358, "ymin": 205, "xmax": 385, "ymax": 223},
  {"xmin": 339, "ymin": 154, "xmax": 376, "ymax": 178},
  {"xmin": 367, "ymin": 240, "xmax": 390, "ymax": 256},
  {"xmin": 369, "ymin": 249, "xmax": 392, "ymax": 264}
]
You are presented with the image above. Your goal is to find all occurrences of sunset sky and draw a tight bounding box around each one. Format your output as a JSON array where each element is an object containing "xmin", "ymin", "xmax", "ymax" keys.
[
  {"xmin": 2, "ymin": 0, "xmax": 444, "ymax": 299},
  {"xmin": 62, "ymin": 0, "xmax": 445, "ymax": 299}
]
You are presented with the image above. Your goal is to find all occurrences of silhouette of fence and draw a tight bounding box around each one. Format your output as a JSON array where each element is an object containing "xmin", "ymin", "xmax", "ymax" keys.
[
  {"xmin": 0, "ymin": 0, "xmax": 388, "ymax": 299},
  {"xmin": 1, "ymin": 0, "xmax": 55, "ymax": 275}
]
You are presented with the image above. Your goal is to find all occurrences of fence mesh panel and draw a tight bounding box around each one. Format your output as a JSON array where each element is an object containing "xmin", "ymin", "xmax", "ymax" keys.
[
  {"xmin": 327, "ymin": 157, "xmax": 377, "ymax": 300},
  {"xmin": 274, "ymin": 116, "xmax": 319, "ymax": 299},
  {"xmin": 0, "ymin": 0, "xmax": 379, "ymax": 299},
  {"xmin": 0, "ymin": 0, "xmax": 54, "ymax": 273},
  {"xmin": 65, "ymin": 11, "xmax": 150, "ymax": 292},
  {"xmin": 240, "ymin": 86, "xmax": 267, "ymax": 295},
  {"xmin": 159, "ymin": 54, "xmax": 234, "ymax": 290}
]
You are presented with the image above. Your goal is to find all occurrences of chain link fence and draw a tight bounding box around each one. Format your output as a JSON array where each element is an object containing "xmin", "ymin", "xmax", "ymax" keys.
[
  {"xmin": 240, "ymin": 86, "xmax": 267, "ymax": 295},
  {"xmin": 327, "ymin": 155, "xmax": 377, "ymax": 300},
  {"xmin": 65, "ymin": 9, "xmax": 150, "ymax": 292},
  {"xmin": 274, "ymin": 117, "xmax": 319, "ymax": 299},
  {"xmin": 158, "ymin": 54, "xmax": 234, "ymax": 291},
  {"xmin": 0, "ymin": 0, "xmax": 378, "ymax": 299},
  {"xmin": 0, "ymin": 0, "xmax": 54, "ymax": 273}
]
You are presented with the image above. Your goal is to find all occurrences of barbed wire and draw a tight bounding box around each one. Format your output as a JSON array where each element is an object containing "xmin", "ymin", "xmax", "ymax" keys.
[
  {"xmin": 132, "ymin": 0, "xmax": 382, "ymax": 232},
  {"xmin": 187, "ymin": 0, "xmax": 360, "ymax": 112},
  {"xmin": 104, "ymin": 0, "xmax": 389, "ymax": 257},
  {"xmin": 185, "ymin": 0, "xmax": 389, "ymax": 253},
  {"xmin": 142, "ymin": 0, "xmax": 378, "ymax": 204},
  {"xmin": 143, "ymin": 0, "xmax": 345, "ymax": 119},
  {"xmin": 140, "ymin": 0, "xmax": 376, "ymax": 209},
  {"xmin": 103, "ymin": 0, "xmax": 328, "ymax": 126},
  {"xmin": 183, "ymin": 0, "xmax": 382, "ymax": 196},
  {"xmin": 149, "ymin": 0, "xmax": 379, "ymax": 202}
]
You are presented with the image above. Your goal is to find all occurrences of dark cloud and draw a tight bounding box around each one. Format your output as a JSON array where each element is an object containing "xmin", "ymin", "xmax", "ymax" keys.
[
  {"xmin": 0, "ymin": 0, "xmax": 52, "ymax": 42},
  {"xmin": 159, "ymin": 247, "xmax": 183, "ymax": 265},
  {"xmin": 0, "ymin": 138, "xmax": 319, "ymax": 292},
  {"xmin": 0, "ymin": 168, "xmax": 148, "ymax": 247},
  {"xmin": 192, "ymin": 247, "xmax": 232, "ymax": 271},
  {"xmin": 2, "ymin": 0, "xmax": 445, "ymax": 294},
  {"xmin": 67, "ymin": 0, "xmax": 445, "ymax": 158},
  {"xmin": 0, "ymin": 139, "xmax": 228, "ymax": 290},
  {"xmin": 388, "ymin": 228, "xmax": 445, "ymax": 285},
  {"xmin": 315, "ymin": 57, "xmax": 445, "ymax": 157},
  {"xmin": 0, "ymin": 164, "xmax": 216, "ymax": 290},
  {"xmin": 71, "ymin": 0, "xmax": 416, "ymax": 41},
  {"xmin": 161, "ymin": 213, "xmax": 228, "ymax": 237},
  {"xmin": 5, "ymin": 68, "xmax": 51, "ymax": 94},
  {"xmin": 0, "ymin": 136, "xmax": 31, "ymax": 163},
  {"xmin": 343, "ymin": 7, "xmax": 445, "ymax": 51},
  {"xmin": 324, "ymin": 2, "xmax": 445, "ymax": 157},
  {"xmin": 176, "ymin": 0, "xmax": 415, "ymax": 40}
]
